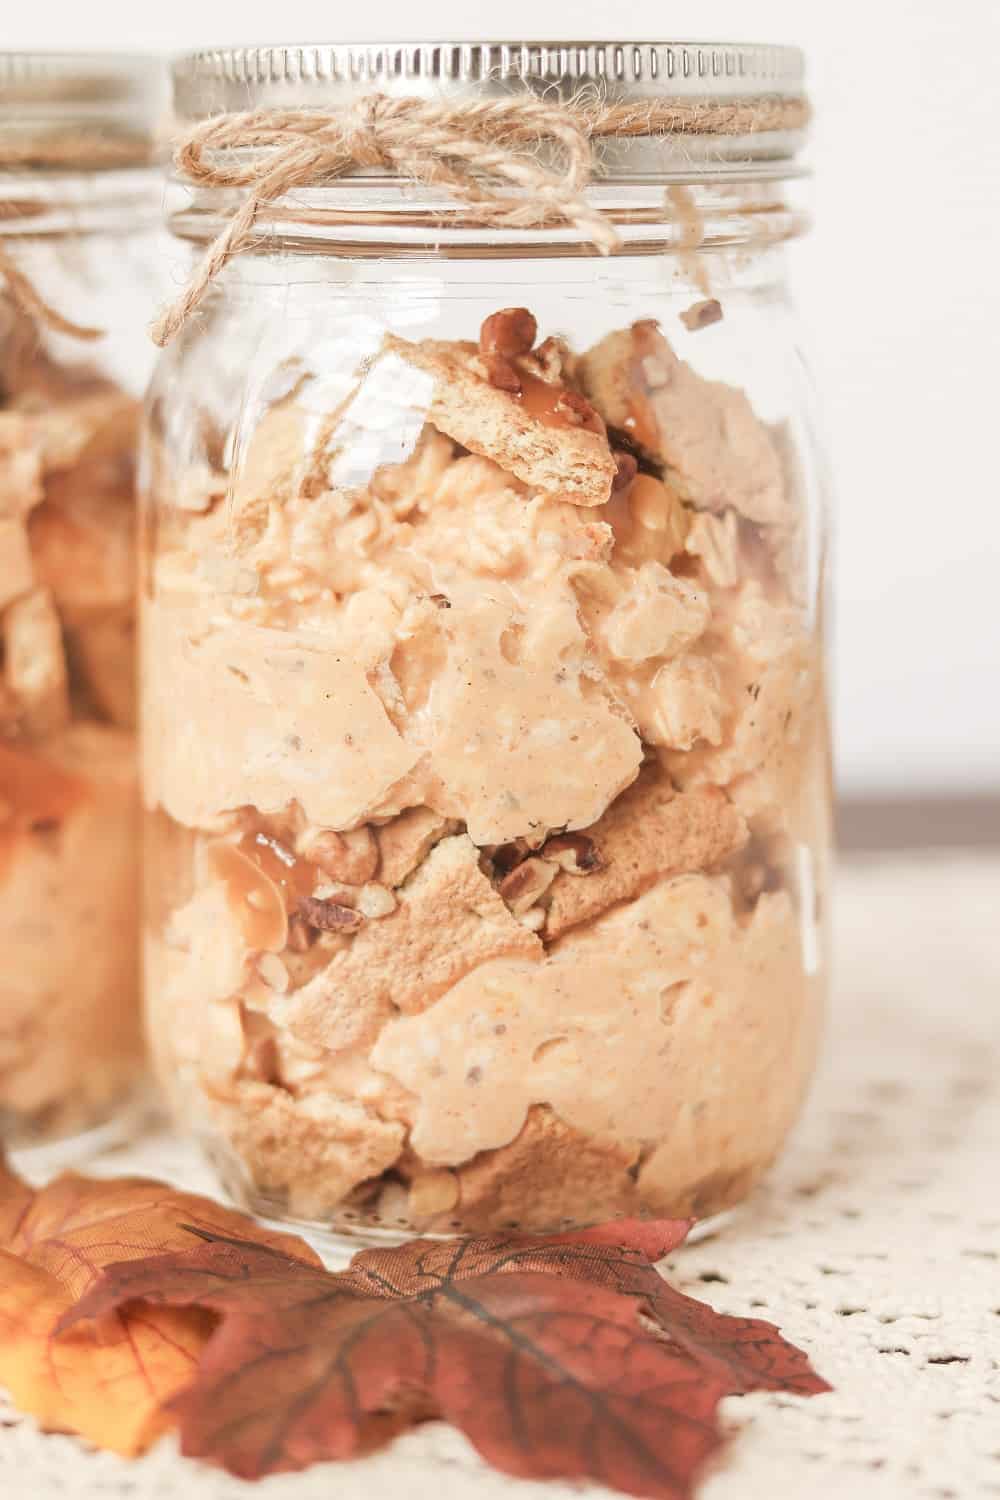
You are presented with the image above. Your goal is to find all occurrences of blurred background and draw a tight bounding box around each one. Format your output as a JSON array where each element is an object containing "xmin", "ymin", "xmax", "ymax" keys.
[{"xmin": 5, "ymin": 0, "xmax": 998, "ymax": 838}]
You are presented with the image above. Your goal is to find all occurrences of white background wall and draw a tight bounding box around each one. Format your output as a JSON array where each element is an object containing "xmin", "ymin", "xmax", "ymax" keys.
[{"xmin": 6, "ymin": 0, "xmax": 998, "ymax": 797}]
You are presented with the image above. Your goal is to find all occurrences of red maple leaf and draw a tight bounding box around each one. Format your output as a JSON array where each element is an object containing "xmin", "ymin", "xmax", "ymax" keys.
[{"xmin": 61, "ymin": 1216, "xmax": 828, "ymax": 1497}]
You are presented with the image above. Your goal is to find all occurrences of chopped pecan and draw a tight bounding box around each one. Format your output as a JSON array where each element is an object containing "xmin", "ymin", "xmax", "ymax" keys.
[
  {"xmin": 479, "ymin": 307, "xmax": 538, "ymax": 359},
  {"xmin": 680, "ymin": 298, "xmax": 724, "ymax": 332},
  {"xmin": 298, "ymin": 825, "xmax": 378, "ymax": 885},
  {"xmin": 532, "ymin": 335, "xmax": 570, "ymax": 382},
  {"xmin": 541, "ymin": 832, "xmax": 603, "ymax": 875},
  {"xmin": 611, "ymin": 450, "xmax": 639, "ymax": 491},
  {"xmin": 481, "ymin": 352, "xmax": 523, "ymax": 393},
  {"xmin": 498, "ymin": 856, "xmax": 557, "ymax": 915},
  {"xmin": 555, "ymin": 387, "xmax": 604, "ymax": 435},
  {"xmin": 298, "ymin": 896, "xmax": 365, "ymax": 934}
]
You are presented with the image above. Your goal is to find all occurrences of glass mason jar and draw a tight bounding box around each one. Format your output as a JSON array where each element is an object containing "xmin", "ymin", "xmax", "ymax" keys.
[
  {"xmin": 0, "ymin": 54, "xmax": 165, "ymax": 1145},
  {"xmin": 144, "ymin": 42, "xmax": 832, "ymax": 1242}
]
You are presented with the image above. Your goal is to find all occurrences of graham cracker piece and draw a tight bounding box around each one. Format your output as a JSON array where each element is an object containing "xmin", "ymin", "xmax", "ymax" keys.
[
  {"xmin": 375, "ymin": 806, "xmax": 459, "ymax": 889},
  {"xmin": 382, "ymin": 334, "xmax": 616, "ymax": 506},
  {"xmin": 579, "ymin": 321, "xmax": 789, "ymax": 525},
  {"xmin": 450, "ymin": 1106, "xmax": 640, "ymax": 1232},
  {"xmin": 17, "ymin": 388, "xmax": 137, "ymax": 474},
  {"xmin": 278, "ymin": 834, "xmax": 542, "ymax": 1053},
  {"xmin": 0, "ymin": 518, "xmax": 33, "ymax": 609},
  {"xmin": 0, "ymin": 723, "xmax": 139, "ymax": 1122},
  {"xmin": 230, "ymin": 403, "xmax": 308, "ymax": 520},
  {"xmin": 543, "ymin": 773, "xmax": 747, "ymax": 939},
  {"xmin": 28, "ymin": 466, "xmax": 135, "ymax": 622},
  {"xmin": 3, "ymin": 586, "xmax": 69, "ymax": 737},
  {"xmin": 0, "ymin": 413, "xmax": 43, "ymax": 519},
  {"xmin": 208, "ymin": 1079, "xmax": 406, "ymax": 1221}
]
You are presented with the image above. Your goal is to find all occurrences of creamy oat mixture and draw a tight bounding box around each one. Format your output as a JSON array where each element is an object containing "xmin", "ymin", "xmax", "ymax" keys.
[
  {"xmin": 0, "ymin": 296, "xmax": 141, "ymax": 1140},
  {"xmin": 144, "ymin": 305, "xmax": 827, "ymax": 1231}
]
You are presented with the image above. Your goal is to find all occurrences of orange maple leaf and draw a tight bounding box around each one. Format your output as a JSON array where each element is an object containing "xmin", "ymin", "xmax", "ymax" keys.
[{"xmin": 0, "ymin": 1155, "xmax": 319, "ymax": 1454}]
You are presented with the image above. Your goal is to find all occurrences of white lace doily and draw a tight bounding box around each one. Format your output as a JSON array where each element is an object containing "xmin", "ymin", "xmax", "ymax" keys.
[{"xmin": 3, "ymin": 853, "xmax": 999, "ymax": 1500}]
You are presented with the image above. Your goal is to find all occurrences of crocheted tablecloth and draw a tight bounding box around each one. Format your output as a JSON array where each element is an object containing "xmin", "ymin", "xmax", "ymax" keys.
[{"xmin": 3, "ymin": 852, "xmax": 998, "ymax": 1499}]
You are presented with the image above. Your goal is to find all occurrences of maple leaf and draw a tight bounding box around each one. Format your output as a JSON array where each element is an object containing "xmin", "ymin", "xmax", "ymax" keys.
[
  {"xmin": 0, "ymin": 1156, "xmax": 319, "ymax": 1455},
  {"xmin": 62, "ymin": 1216, "xmax": 828, "ymax": 1497}
]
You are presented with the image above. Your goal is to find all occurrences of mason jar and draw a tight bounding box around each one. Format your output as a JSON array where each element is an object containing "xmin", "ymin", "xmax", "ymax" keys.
[
  {"xmin": 143, "ymin": 41, "xmax": 831, "ymax": 1242},
  {"xmin": 0, "ymin": 54, "xmax": 165, "ymax": 1145}
]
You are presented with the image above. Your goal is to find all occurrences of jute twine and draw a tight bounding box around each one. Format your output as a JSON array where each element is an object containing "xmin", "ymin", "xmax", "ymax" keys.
[
  {"xmin": 0, "ymin": 131, "xmax": 152, "ymax": 341},
  {"xmin": 153, "ymin": 90, "xmax": 809, "ymax": 346}
]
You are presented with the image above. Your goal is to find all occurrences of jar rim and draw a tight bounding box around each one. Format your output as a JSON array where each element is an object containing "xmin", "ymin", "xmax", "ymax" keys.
[
  {"xmin": 173, "ymin": 40, "xmax": 805, "ymax": 103},
  {"xmin": 171, "ymin": 41, "xmax": 808, "ymax": 175},
  {"xmin": 0, "ymin": 52, "xmax": 166, "ymax": 170}
]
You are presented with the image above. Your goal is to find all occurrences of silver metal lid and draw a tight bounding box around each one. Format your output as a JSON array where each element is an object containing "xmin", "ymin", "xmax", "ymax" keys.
[
  {"xmin": 172, "ymin": 41, "xmax": 807, "ymax": 173},
  {"xmin": 0, "ymin": 53, "xmax": 166, "ymax": 168}
]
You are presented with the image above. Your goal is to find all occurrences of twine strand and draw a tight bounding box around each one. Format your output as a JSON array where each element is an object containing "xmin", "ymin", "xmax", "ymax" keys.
[
  {"xmin": 0, "ymin": 203, "xmax": 101, "ymax": 340},
  {"xmin": 0, "ymin": 241, "xmax": 102, "ymax": 340},
  {"xmin": 0, "ymin": 130, "xmax": 152, "ymax": 341},
  {"xmin": 153, "ymin": 90, "xmax": 809, "ymax": 346}
]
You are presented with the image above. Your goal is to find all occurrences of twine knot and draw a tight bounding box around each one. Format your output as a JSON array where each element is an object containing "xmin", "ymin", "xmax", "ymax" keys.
[
  {"xmin": 153, "ymin": 89, "xmax": 810, "ymax": 346},
  {"xmin": 341, "ymin": 96, "xmax": 395, "ymax": 172}
]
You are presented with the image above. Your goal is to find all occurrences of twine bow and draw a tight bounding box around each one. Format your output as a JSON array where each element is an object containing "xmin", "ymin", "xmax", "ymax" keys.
[{"xmin": 153, "ymin": 90, "xmax": 809, "ymax": 346}]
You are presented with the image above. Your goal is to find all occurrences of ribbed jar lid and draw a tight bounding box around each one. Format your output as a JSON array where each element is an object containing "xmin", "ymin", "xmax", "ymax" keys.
[
  {"xmin": 172, "ymin": 41, "xmax": 808, "ymax": 172},
  {"xmin": 0, "ymin": 53, "xmax": 166, "ymax": 168}
]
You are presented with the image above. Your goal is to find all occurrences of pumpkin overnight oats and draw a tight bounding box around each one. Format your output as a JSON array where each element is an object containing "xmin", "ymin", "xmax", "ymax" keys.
[
  {"xmin": 143, "ymin": 302, "xmax": 828, "ymax": 1235},
  {"xmin": 0, "ymin": 300, "xmax": 141, "ymax": 1139}
]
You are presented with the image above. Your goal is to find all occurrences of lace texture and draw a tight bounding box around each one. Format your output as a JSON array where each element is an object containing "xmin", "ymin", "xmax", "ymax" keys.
[{"xmin": 2, "ymin": 852, "xmax": 998, "ymax": 1500}]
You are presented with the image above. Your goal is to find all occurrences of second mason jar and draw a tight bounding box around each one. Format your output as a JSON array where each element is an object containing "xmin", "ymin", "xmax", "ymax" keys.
[
  {"xmin": 143, "ymin": 41, "xmax": 831, "ymax": 1240},
  {"xmin": 1, "ymin": 54, "xmax": 164, "ymax": 1144}
]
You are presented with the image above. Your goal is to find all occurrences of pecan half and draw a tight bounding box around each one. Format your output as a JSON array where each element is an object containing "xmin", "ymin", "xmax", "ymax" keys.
[
  {"xmin": 541, "ymin": 832, "xmax": 603, "ymax": 875},
  {"xmin": 298, "ymin": 896, "xmax": 365, "ymax": 933},
  {"xmin": 479, "ymin": 307, "xmax": 538, "ymax": 359}
]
